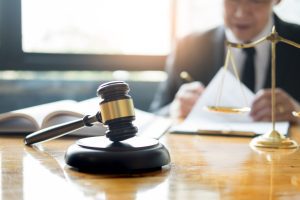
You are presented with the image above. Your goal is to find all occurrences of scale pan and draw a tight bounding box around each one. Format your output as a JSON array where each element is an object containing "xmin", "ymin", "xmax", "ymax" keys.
[
  {"xmin": 292, "ymin": 111, "xmax": 300, "ymax": 118},
  {"xmin": 205, "ymin": 106, "xmax": 251, "ymax": 114}
]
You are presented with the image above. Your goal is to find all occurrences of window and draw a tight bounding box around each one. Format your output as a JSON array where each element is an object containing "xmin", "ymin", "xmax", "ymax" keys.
[
  {"xmin": 0, "ymin": 0, "xmax": 299, "ymax": 71},
  {"xmin": 176, "ymin": 0, "xmax": 223, "ymax": 39},
  {"xmin": 274, "ymin": 0, "xmax": 300, "ymax": 24},
  {"xmin": 22, "ymin": 0, "xmax": 171, "ymax": 55},
  {"xmin": 176, "ymin": 0, "xmax": 300, "ymax": 39}
]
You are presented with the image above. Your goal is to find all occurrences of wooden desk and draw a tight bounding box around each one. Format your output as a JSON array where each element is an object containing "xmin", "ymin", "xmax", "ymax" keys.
[{"xmin": 1, "ymin": 127, "xmax": 300, "ymax": 200}]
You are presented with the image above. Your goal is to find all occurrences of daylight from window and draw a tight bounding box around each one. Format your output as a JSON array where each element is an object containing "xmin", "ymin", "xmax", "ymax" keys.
[
  {"xmin": 22, "ymin": 0, "xmax": 299, "ymax": 56},
  {"xmin": 22, "ymin": 0, "xmax": 171, "ymax": 55}
]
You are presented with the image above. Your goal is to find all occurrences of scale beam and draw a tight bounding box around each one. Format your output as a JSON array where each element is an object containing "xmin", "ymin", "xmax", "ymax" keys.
[{"xmin": 207, "ymin": 26, "xmax": 300, "ymax": 149}]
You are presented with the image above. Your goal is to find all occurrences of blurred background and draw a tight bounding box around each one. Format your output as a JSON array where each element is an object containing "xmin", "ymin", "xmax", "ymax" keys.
[{"xmin": 0, "ymin": 0, "xmax": 299, "ymax": 113}]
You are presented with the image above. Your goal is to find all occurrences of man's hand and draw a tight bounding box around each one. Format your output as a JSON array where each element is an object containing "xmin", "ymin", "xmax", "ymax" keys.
[
  {"xmin": 250, "ymin": 88, "xmax": 300, "ymax": 123},
  {"xmin": 170, "ymin": 82, "xmax": 205, "ymax": 119}
]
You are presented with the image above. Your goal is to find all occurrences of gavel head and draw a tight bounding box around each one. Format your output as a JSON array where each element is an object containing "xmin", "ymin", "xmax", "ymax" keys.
[{"xmin": 97, "ymin": 81, "xmax": 137, "ymax": 142}]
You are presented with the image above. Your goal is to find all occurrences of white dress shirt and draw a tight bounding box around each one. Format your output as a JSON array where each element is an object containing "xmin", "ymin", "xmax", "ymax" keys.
[{"xmin": 225, "ymin": 16, "xmax": 274, "ymax": 93}]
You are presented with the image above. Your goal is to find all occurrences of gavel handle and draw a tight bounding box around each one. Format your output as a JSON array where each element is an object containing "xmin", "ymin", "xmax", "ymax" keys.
[{"xmin": 24, "ymin": 113, "xmax": 102, "ymax": 145}]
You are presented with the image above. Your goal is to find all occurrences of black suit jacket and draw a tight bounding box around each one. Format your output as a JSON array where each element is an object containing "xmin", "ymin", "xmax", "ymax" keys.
[{"xmin": 150, "ymin": 15, "xmax": 300, "ymax": 115}]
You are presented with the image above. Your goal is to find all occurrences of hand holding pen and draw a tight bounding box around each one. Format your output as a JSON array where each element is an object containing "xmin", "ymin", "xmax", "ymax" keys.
[
  {"xmin": 180, "ymin": 71, "xmax": 195, "ymax": 82},
  {"xmin": 169, "ymin": 71, "xmax": 205, "ymax": 119}
]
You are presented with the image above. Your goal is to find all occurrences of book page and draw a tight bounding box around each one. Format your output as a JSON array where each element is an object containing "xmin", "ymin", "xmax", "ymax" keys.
[
  {"xmin": 171, "ymin": 68, "xmax": 290, "ymax": 136},
  {"xmin": 0, "ymin": 114, "xmax": 38, "ymax": 133},
  {"xmin": 41, "ymin": 98, "xmax": 99, "ymax": 128},
  {"xmin": 0, "ymin": 100, "xmax": 77, "ymax": 133},
  {"xmin": 42, "ymin": 97, "xmax": 106, "ymax": 137},
  {"xmin": 134, "ymin": 109, "xmax": 172, "ymax": 139},
  {"xmin": 43, "ymin": 114, "xmax": 106, "ymax": 137}
]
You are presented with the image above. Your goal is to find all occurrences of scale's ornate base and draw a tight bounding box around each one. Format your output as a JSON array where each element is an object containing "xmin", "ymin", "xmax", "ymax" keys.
[
  {"xmin": 250, "ymin": 130, "xmax": 298, "ymax": 149},
  {"xmin": 65, "ymin": 136, "xmax": 171, "ymax": 172}
]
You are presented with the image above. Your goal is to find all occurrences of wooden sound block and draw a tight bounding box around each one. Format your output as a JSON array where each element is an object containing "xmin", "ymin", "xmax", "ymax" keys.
[{"xmin": 65, "ymin": 136, "xmax": 170, "ymax": 172}]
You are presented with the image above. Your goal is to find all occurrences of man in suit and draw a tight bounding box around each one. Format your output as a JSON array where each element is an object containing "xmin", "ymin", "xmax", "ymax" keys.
[{"xmin": 150, "ymin": 0, "xmax": 300, "ymax": 123}]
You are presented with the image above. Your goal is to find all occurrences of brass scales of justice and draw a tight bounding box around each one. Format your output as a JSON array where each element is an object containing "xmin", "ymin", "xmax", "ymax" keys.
[{"xmin": 205, "ymin": 26, "xmax": 300, "ymax": 149}]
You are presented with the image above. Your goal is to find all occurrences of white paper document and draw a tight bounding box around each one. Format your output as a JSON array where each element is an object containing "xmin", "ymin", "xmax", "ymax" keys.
[{"xmin": 170, "ymin": 68, "xmax": 289, "ymax": 136}]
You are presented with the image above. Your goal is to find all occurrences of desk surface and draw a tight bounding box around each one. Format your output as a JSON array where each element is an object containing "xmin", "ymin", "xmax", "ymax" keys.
[{"xmin": 1, "ymin": 127, "xmax": 300, "ymax": 200}]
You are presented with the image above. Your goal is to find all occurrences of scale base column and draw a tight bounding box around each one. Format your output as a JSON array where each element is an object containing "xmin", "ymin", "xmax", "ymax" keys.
[{"xmin": 250, "ymin": 130, "xmax": 298, "ymax": 149}]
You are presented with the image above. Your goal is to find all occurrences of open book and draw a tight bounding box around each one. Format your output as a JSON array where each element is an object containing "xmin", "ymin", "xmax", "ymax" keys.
[
  {"xmin": 0, "ymin": 97, "xmax": 172, "ymax": 139},
  {"xmin": 170, "ymin": 68, "xmax": 290, "ymax": 137}
]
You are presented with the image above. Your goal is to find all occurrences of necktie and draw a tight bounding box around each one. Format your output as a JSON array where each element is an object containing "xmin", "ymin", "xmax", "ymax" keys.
[{"xmin": 241, "ymin": 47, "xmax": 256, "ymax": 92}]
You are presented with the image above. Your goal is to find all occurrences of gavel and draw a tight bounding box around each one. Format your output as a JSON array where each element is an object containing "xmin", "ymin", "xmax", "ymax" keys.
[
  {"xmin": 25, "ymin": 80, "xmax": 170, "ymax": 172},
  {"xmin": 25, "ymin": 81, "xmax": 138, "ymax": 145}
]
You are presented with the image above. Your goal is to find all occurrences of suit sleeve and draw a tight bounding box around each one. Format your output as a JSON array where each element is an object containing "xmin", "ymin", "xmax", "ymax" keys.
[
  {"xmin": 149, "ymin": 38, "xmax": 185, "ymax": 115},
  {"xmin": 149, "ymin": 29, "xmax": 221, "ymax": 115}
]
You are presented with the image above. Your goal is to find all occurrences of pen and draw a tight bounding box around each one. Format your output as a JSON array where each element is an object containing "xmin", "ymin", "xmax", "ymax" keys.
[
  {"xmin": 292, "ymin": 111, "xmax": 300, "ymax": 117},
  {"xmin": 180, "ymin": 71, "xmax": 194, "ymax": 83}
]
